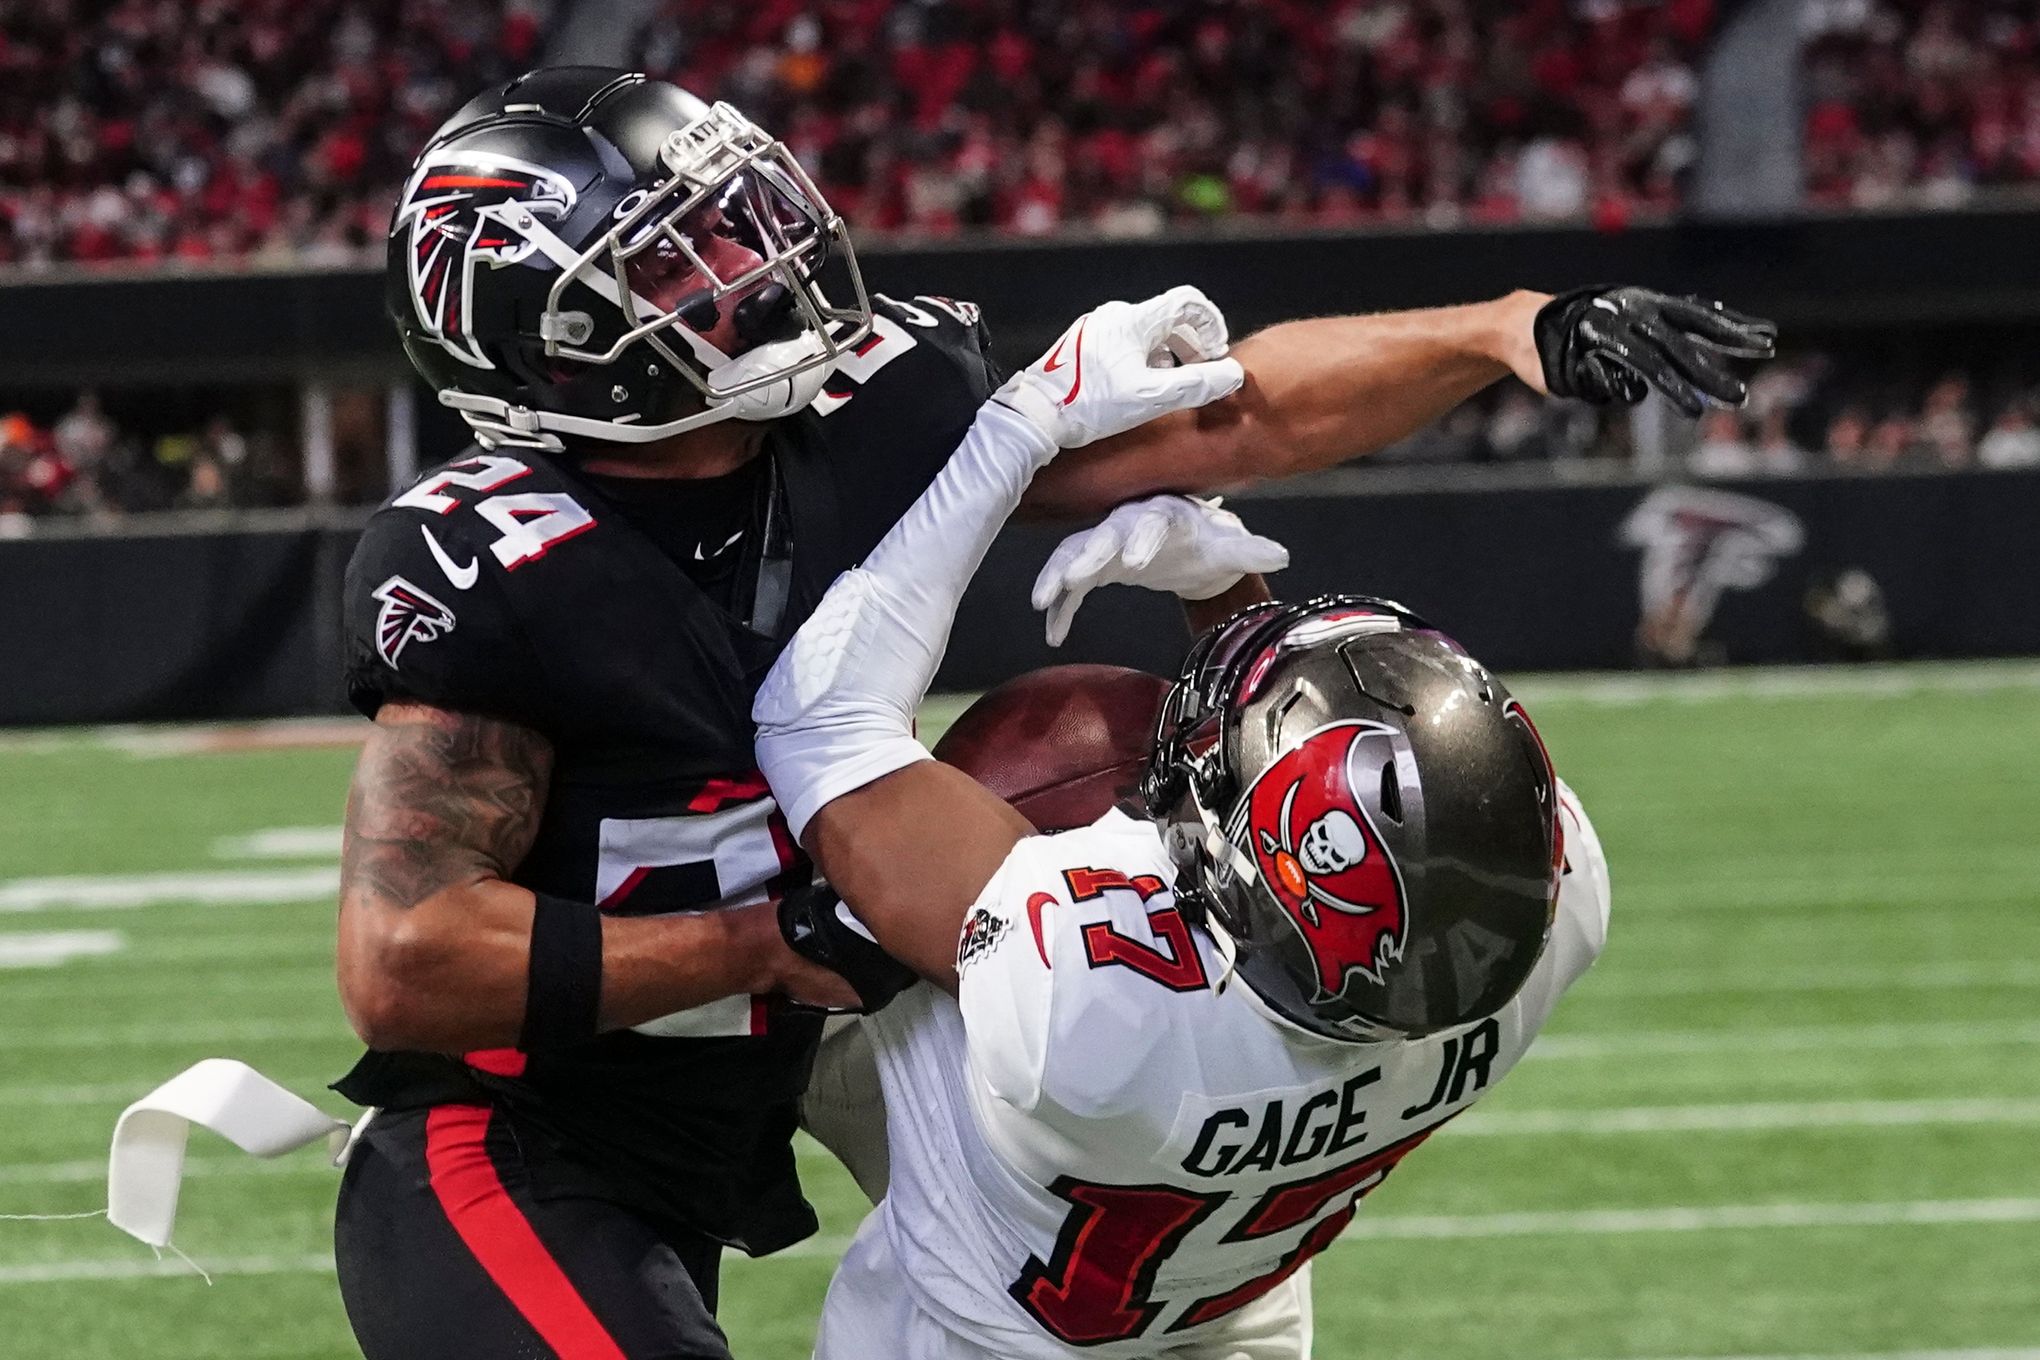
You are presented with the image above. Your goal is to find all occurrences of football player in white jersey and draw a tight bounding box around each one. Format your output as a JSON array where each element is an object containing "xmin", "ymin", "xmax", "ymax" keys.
[{"xmin": 753, "ymin": 286, "xmax": 1611, "ymax": 1358}]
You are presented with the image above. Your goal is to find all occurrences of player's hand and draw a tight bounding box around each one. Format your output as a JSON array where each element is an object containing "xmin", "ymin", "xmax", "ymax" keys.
[
  {"xmin": 1530, "ymin": 285, "xmax": 1777, "ymax": 418},
  {"xmin": 776, "ymin": 883, "xmax": 917, "ymax": 1014},
  {"xmin": 994, "ymin": 285, "xmax": 1246, "ymax": 449},
  {"xmin": 1031, "ymin": 495, "xmax": 1289, "ymax": 647}
]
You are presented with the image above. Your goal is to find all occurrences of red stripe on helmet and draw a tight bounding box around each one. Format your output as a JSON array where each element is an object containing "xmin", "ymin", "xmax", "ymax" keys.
[{"xmin": 421, "ymin": 175, "xmax": 530, "ymax": 189}]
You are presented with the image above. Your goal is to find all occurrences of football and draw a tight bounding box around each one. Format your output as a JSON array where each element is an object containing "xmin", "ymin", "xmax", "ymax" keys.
[{"xmin": 933, "ymin": 664, "xmax": 1172, "ymax": 832}]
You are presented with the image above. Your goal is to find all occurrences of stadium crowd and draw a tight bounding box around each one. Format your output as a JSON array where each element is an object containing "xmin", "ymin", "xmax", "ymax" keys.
[
  {"xmin": 0, "ymin": 0, "xmax": 1712, "ymax": 264},
  {"xmin": 0, "ymin": 0, "xmax": 552, "ymax": 268},
  {"xmin": 1349, "ymin": 346, "xmax": 2040, "ymax": 474},
  {"xmin": 633, "ymin": 0, "xmax": 1711, "ymax": 236},
  {"xmin": 1802, "ymin": 0, "xmax": 2040, "ymax": 210},
  {"xmin": 1684, "ymin": 356, "xmax": 2040, "ymax": 477},
  {"xmin": 0, "ymin": 392, "xmax": 291, "ymax": 527},
  {"xmin": 8, "ymin": 1, "xmax": 2040, "ymax": 268}
]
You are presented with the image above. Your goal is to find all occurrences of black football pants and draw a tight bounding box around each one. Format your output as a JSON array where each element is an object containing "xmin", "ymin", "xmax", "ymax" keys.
[{"xmin": 335, "ymin": 1104, "xmax": 735, "ymax": 1360}]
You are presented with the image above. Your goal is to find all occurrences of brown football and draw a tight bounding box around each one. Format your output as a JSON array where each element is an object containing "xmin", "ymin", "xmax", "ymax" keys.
[{"xmin": 932, "ymin": 664, "xmax": 1172, "ymax": 832}]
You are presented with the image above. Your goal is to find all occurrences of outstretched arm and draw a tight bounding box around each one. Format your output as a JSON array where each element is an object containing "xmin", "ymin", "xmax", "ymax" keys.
[
  {"xmin": 1020, "ymin": 287, "xmax": 1775, "ymax": 517},
  {"xmin": 756, "ymin": 289, "xmax": 1246, "ymax": 996}
]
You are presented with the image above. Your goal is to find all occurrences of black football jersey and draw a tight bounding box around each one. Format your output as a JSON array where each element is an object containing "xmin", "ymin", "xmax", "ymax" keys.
[{"xmin": 335, "ymin": 295, "xmax": 1001, "ymax": 1253}]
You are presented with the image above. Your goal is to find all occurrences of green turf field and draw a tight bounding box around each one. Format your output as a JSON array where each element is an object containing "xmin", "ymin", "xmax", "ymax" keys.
[{"xmin": 4, "ymin": 662, "xmax": 2039, "ymax": 1359}]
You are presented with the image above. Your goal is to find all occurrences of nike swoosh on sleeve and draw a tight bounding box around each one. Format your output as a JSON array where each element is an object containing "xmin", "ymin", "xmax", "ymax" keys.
[{"xmin": 419, "ymin": 525, "xmax": 480, "ymax": 591}]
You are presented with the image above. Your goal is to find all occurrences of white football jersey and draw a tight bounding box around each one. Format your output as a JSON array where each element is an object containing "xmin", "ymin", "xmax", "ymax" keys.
[{"xmin": 852, "ymin": 784, "xmax": 1610, "ymax": 1358}]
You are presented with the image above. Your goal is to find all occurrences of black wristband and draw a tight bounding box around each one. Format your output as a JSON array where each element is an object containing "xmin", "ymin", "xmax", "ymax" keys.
[{"xmin": 518, "ymin": 892, "xmax": 604, "ymax": 1051}]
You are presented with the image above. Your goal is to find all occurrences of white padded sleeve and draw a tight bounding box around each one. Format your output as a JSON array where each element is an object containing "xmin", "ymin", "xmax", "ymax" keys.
[{"xmin": 755, "ymin": 400, "xmax": 1059, "ymax": 839}]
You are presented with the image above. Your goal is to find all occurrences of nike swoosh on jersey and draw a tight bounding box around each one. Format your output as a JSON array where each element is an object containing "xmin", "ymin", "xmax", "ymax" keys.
[
  {"xmin": 419, "ymin": 525, "xmax": 479, "ymax": 590},
  {"xmin": 1026, "ymin": 891, "xmax": 1056, "ymax": 968},
  {"xmin": 693, "ymin": 527, "xmax": 747, "ymax": 562}
]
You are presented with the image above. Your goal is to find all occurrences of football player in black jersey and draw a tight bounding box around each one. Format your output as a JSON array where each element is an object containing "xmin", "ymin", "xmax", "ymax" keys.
[{"xmin": 332, "ymin": 66, "xmax": 1774, "ymax": 1359}]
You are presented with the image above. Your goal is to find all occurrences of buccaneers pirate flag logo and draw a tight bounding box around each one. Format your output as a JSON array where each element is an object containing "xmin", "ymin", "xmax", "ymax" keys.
[
  {"xmin": 1240, "ymin": 720, "xmax": 1410, "ymax": 996},
  {"xmin": 393, "ymin": 151, "xmax": 577, "ymax": 370}
]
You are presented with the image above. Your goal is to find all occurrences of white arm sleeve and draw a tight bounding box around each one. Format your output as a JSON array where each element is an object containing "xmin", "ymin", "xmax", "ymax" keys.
[{"xmin": 754, "ymin": 399, "xmax": 1058, "ymax": 839}]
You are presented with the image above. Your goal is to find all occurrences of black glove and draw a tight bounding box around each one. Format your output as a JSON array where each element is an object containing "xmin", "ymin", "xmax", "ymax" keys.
[
  {"xmin": 777, "ymin": 882, "xmax": 917, "ymax": 1014},
  {"xmin": 1533, "ymin": 285, "xmax": 1777, "ymax": 418}
]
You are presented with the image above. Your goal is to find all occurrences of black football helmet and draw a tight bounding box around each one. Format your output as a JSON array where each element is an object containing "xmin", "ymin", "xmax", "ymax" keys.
[
  {"xmin": 386, "ymin": 66, "xmax": 872, "ymax": 451},
  {"xmin": 1145, "ymin": 596, "xmax": 1564, "ymax": 1043}
]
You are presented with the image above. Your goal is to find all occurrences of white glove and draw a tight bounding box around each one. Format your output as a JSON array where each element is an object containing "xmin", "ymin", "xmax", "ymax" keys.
[
  {"xmin": 994, "ymin": 285, "xmax": 1245, "ymax": 448},
  {"xmin": 1031, "ymin": 495, "xmax": 1290, "ymax": 646}
]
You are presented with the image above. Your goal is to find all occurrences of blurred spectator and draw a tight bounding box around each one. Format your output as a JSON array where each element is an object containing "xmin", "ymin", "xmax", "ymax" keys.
[
  {"xmin": 176, "ymin": 452, "xmax": 232, "ymax": 510},
  {"xmin": 0, "ymin": 392, "xmax": 295, "ymax": 519},
  {"xmin": 1916, "ymin": 372, "xmax": 1974, "ymax": 467},
  {"xmin": 1751, "ymin": 407, "xmax": 1808, "ymax": 474},
  {"xmin": 1689, "ymin": 408, "xmax": 1757, "ymax": 477},
  {"xmin": 6, "ymin": 0, "xmax": 2040, "ymax": 269},
  {"xmin": 625, "ymin": 0, "xmax": 1711, "ymax": 237},
  {"xmin": 0, "ymin": 0, "xmax": 556, "ymax": 269},
  {"xmin": 1803, "ymin": 0, "xmax": 2040, "ymax": 208},
  {"xmin": 1978, "ymin": 401, "xmax": 2040, "ymax": 468},
  {"xmin": 52, "ymin": 390, "xmax": 114, "ymax": 474},
  {"xmin": 1825, "ymin": 406, "xmax": 1872, "ymax": 468},
  {"xmin": 0, "ymin": 411, "xmax": 71, "ymax": 513}
]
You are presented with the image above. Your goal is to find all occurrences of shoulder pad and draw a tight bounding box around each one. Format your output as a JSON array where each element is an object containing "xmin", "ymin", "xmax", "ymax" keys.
[{"xmin": 342, "ymin": 450, "xmax": 589, "ymax": 725}]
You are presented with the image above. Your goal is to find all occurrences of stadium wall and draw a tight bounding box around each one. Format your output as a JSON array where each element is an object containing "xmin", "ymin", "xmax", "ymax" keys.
[
  {"xmin": 4, "ymin": 469, "xmax": 2035, "ymax": 725},
  {"xmin": 5, "ymin": 208, "xmax": 2039, "ymax": 386}
]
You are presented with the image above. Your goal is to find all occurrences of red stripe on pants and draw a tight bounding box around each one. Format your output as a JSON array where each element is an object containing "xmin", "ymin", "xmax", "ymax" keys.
[{"xmin": 424, "ymin": 1105, "xmax": 628, "ymax": 1360}]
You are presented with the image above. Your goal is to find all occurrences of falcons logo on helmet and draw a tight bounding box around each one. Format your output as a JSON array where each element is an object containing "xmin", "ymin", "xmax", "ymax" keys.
[
  {"xmin": 393, "ymin": 151, "xmax": 577, "ymax": 370},
  {"xmin": 372, "ymin": 575, "xmax": 456, "ymax": 668},
  {"xmin": 1239, "ymin": 720, "xmax": 1410, "ymax": 996}
]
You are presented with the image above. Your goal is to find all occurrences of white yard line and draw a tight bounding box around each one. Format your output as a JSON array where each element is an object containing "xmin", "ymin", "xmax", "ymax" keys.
[
  {"xmin": 1455, "ymin": 1097, "xmax": 2040, "ymax": 1136},
  {"xmin": 0, "ymin": 868, "xmax": 338, "ymax": 912},
  {"xmin": 1611, "ymin": 877, "xmax": 2038, "ymax": 913},
  {"xmin": 1605, "ymin": 1351, "xmax": 2040, "ymax": 1360},
  {"xmin": 0, "ymin": 1253, "xmax": 333, "ymax": 1285},
  {"xmin": 1588, "ymin": 961, "xmax": 2040, "ymax": 997},
  {"xmin": 210, "ymin": 828, "xmax": 343, "ymax": 861},
  {"xmin": 1337, "ymin": 1197, "xmax": 2040, "ymax": 1241},
  {"xmin": 1509, "ymin": 660, "xmax": 2040, "ymax": 707},
  {"xmin": 0, "ymin": 930, "xmax": 124, "ymax": 969},
  {"xmin": 1529, "ymin": 1021, "xmax": 2040, "ymax": 1061},
  {"xmin": 9, "ymin": 1199, "xmax": 2040, "ymax": 1284}
]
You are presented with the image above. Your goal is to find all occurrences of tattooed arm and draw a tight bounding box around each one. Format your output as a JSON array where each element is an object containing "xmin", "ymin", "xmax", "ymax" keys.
[{"xmin": 336, "ymin": 701, "xmax": 855, "ymax": 1053}]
